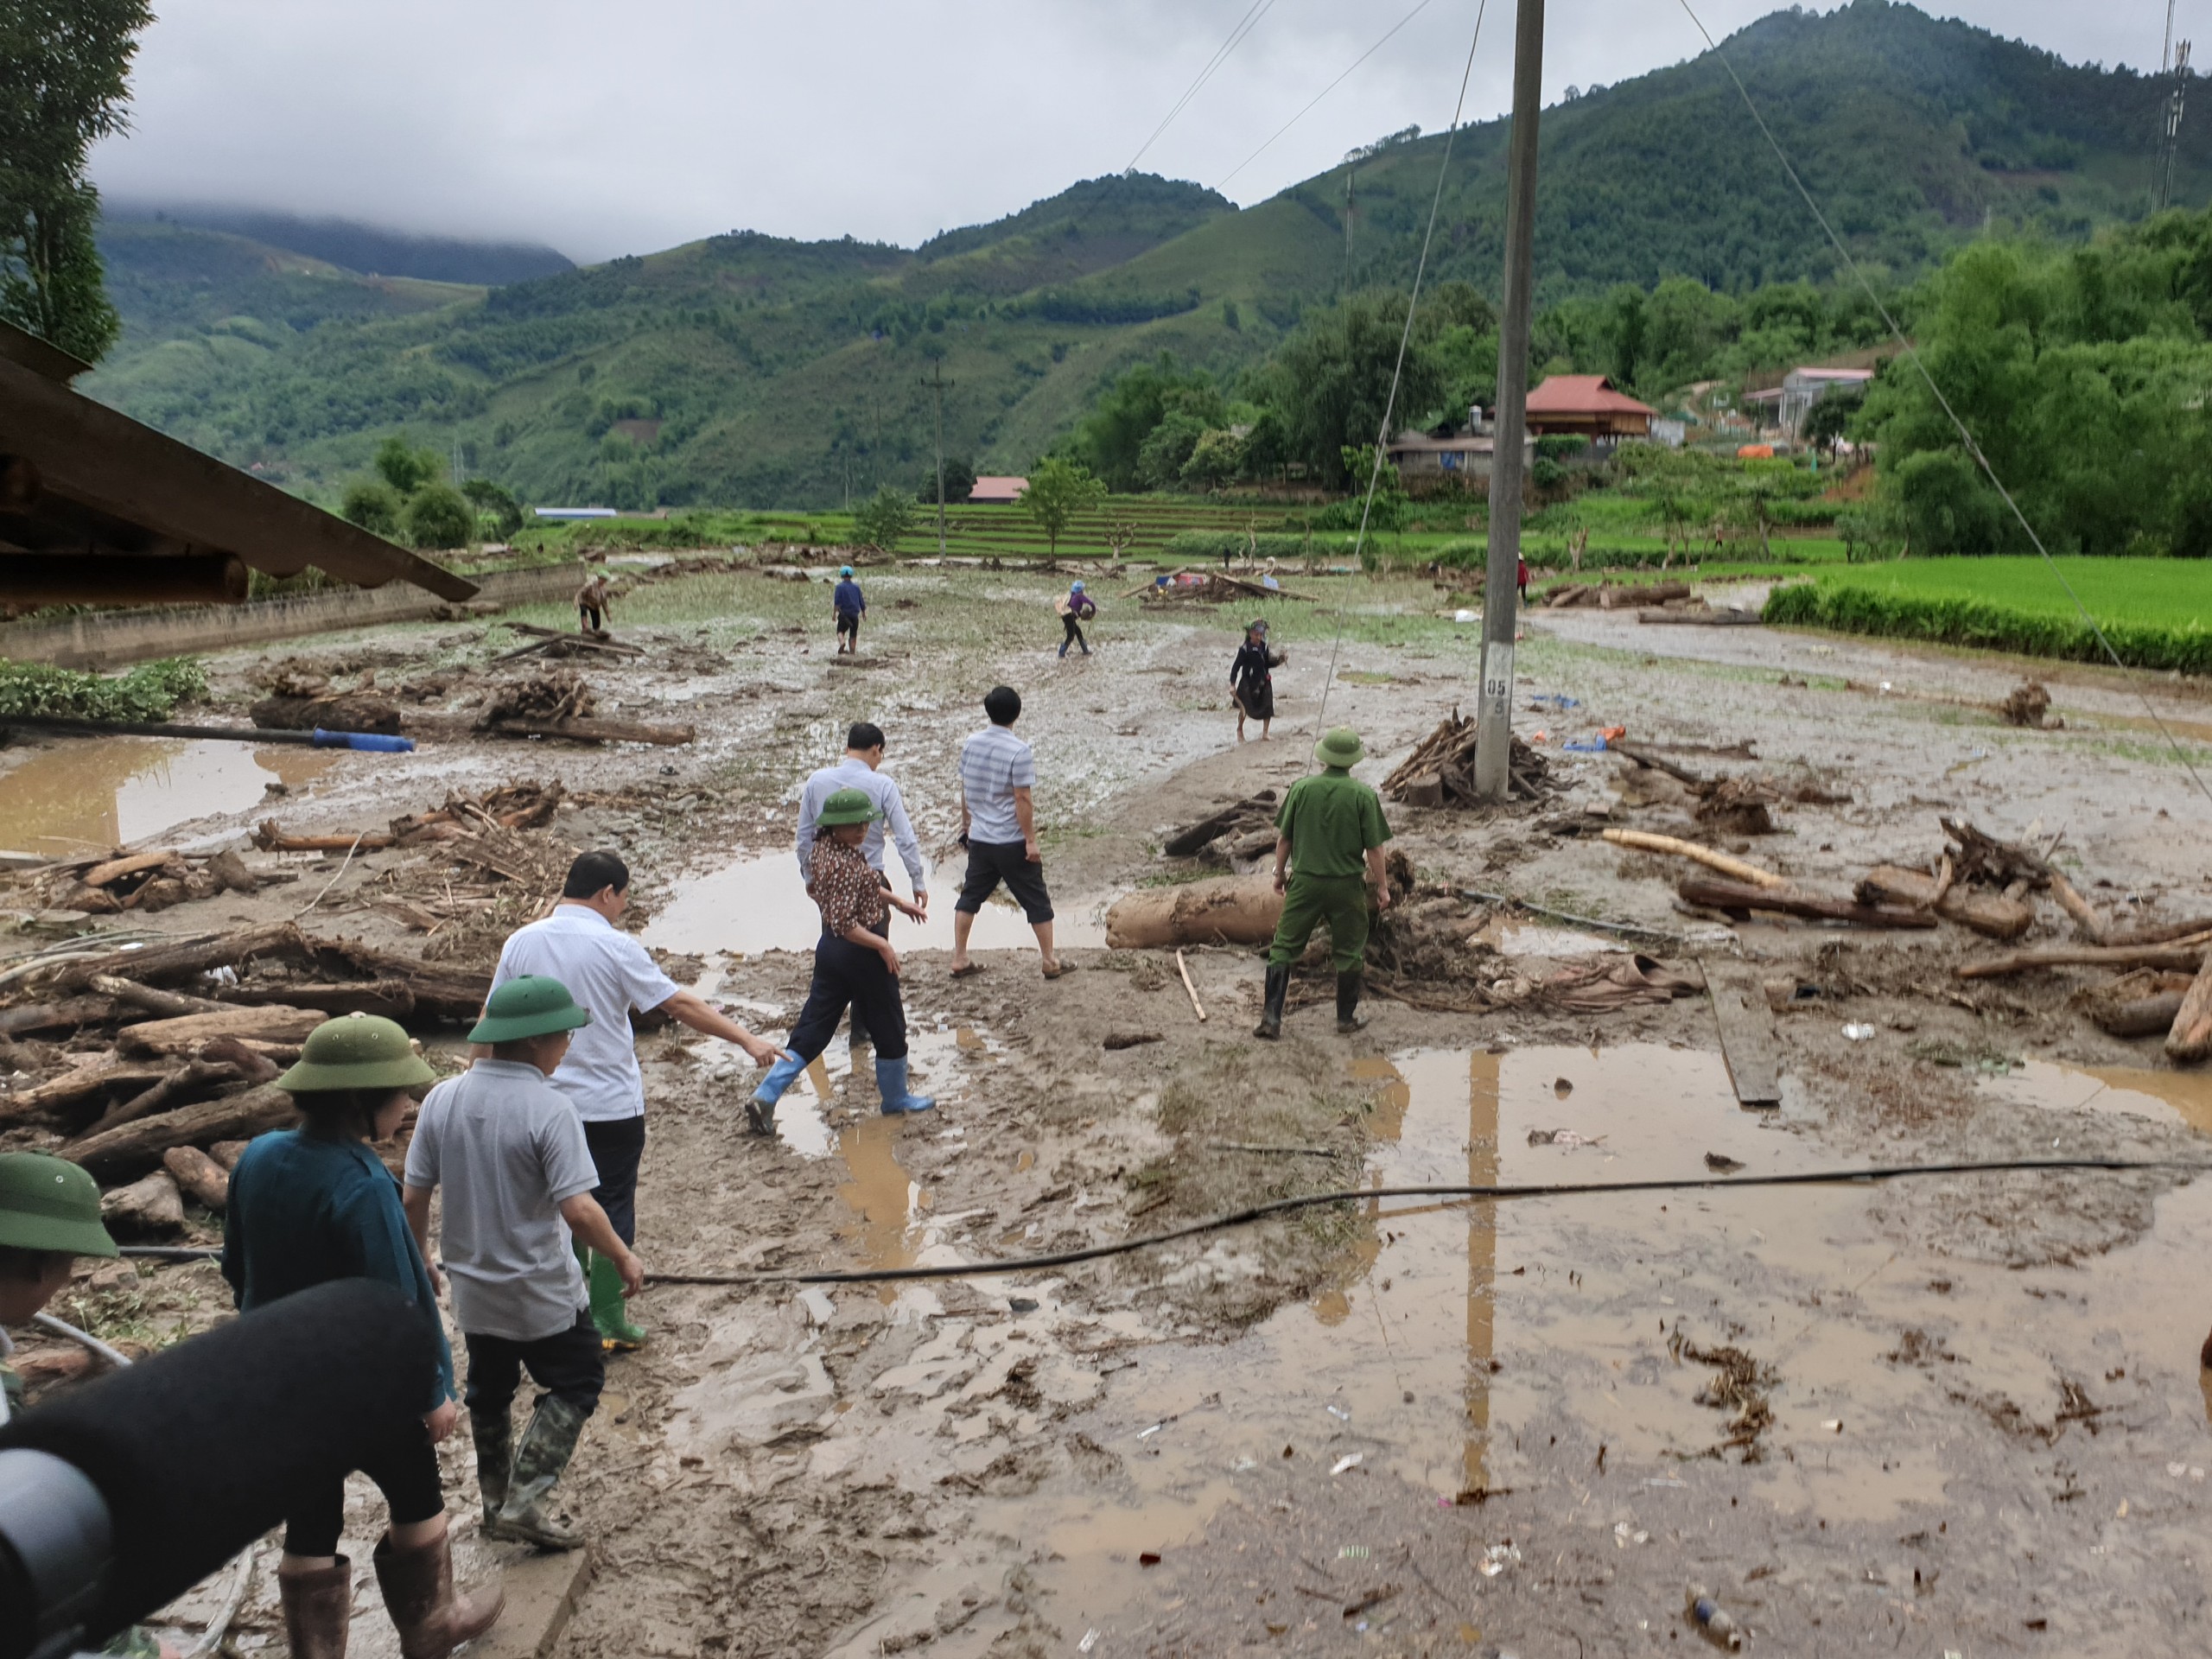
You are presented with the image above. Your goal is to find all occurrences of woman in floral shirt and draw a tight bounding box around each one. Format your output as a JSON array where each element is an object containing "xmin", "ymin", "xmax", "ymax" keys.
[{"xmin": 746, "ymin": 789, "xmax": 935, "ymax": 1133}]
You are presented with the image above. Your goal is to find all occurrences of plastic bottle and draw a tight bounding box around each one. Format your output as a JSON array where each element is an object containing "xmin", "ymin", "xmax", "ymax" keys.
[{"xmin": 1684, "ymin": 1584, "xmax": 1745, "ymax": 1650}]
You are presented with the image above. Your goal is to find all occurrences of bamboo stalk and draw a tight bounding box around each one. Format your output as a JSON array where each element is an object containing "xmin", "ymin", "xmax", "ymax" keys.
[
  {"xmin": 1601, "ymin": 829, "xmax": 1789, "ymax": 890},
  {"xmin": 1175, "ymin": 950, "xmax": 1207, "ymax": 1022}
]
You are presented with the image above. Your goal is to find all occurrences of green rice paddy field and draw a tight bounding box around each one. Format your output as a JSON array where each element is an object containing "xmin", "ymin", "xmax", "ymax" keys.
[{"xmin": 1764, "ymin": 557, "xmax": 2212, "ymax": 672}]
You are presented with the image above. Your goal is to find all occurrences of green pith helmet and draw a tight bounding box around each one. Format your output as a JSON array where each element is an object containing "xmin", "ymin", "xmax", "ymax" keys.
[
  {"xmin": 468, "ymin": 976, "xmax": 594, "ymax": 1045},
  {"xmin": 815, "ymin": 786, "xmax": 883, "ymax": 829},
  {"xmin": 276, "ymin": 1012, "xmax": 438, "ymax": 1094},
  {"xmin": 0, "ymin": 1153, "xmax": 118, "ymax": 1258},
  {"xmin": 1314, "ymin": 728, "xmax": 1365, "ymax": 770}
]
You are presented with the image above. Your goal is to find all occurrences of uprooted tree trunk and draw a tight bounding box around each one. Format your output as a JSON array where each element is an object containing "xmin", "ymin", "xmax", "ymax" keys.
[
  {"xmin": 1106, "ymin": 876, "xmax": 1284, "ymax": 950},
  {"xmin": 2165, "ymin": 952, "xmax": 2212, "ymax": 1065},
  {"xmin": 1855, "ymin": 866, "xmax": 2034, "ymax": 940},
  {"xmin": 99, "ymin": 1169, "xmax": 184, "ymax": 1237}
]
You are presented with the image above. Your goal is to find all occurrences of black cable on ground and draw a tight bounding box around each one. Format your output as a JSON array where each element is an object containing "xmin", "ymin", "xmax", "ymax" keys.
[{"xmin": 639, "ymin": 1156, "xmax": 2208, "ymax": 1289}]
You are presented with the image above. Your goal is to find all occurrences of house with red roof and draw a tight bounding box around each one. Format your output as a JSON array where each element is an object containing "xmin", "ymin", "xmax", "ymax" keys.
[
  {"xmin": 968, "ymin": 475, "xmax": 1029, "ymax": 505},
  {"xmin": 1523, "ymin": 375, "xmax": 1657, "ymax": 441}
]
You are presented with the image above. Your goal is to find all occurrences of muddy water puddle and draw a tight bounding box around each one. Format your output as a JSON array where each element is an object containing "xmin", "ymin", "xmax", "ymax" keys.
[
  {"xmin": 644, "ymin": 851, "xmax": 1109, "ymax": 957},
  {"xmin": 1982, "ymin": 1057, "xmax": 2212, "ymax": 1136},
  {"xmin": 0, "ymin": 737, "xmax": 335, "ymax": 854},
  {"xmin": 814, "ymin": 1043, "xmax": 2212, "ymax": 1652}
]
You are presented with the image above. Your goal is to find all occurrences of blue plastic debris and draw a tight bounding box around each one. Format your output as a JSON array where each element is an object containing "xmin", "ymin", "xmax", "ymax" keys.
[
  {"xmin": 312, "ymin": 729, "xmax": 416, "ymax": 753},
  {"xmin": 1561, "ymin": 737, "xmax": 1610, "ymax": 753}
]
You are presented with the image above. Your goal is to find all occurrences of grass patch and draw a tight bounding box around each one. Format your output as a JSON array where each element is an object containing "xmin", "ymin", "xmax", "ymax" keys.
[
  {"xmin": 0, "ymin": 658, "xmax": 207, "ymax": 721},
  {"xmin": 1765, "ymin": 557, "xmax": 2212, "ymax": 672}
]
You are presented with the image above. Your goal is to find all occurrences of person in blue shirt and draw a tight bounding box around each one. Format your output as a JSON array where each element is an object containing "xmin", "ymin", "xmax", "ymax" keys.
[
  {"xmin": 224, "ymin": 1013, "xmax": 504, "ymax": 1659},
  {"xmin": 1057, "ymin": 580, "xmax": 1096, "ymax": 658},
  {"xmin": 833, "ymin": 565, "xmax": 866, "ymax": 655}
]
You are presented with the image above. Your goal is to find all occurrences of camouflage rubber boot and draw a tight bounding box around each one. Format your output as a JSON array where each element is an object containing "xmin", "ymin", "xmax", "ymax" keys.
[
  {"xmin": 471, "ymin": 1404, "xmax": 512, "ymax": 1532},
  {"xmin": 488, "ymin": 1394, "xmax": 591, "ymax": 1550}
]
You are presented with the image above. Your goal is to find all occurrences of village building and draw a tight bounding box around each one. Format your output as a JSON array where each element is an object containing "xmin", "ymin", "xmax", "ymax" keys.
[
  {"xmin": 967, "ymin": 475, "xmax": 1030, "ymax": 505},
  {"xmin": 1522, "ymin": 375, "xmax": 1657, "ymax": 442}
]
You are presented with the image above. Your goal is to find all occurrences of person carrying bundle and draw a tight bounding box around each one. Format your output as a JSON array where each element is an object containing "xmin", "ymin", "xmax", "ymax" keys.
[
  {"xmin": 1055, "ymin": 580, "xmax": 1096, "ymax": 658},
  {"xmin": 747, "ymin": 788, "xmax": 937, "ymax": 1134}
]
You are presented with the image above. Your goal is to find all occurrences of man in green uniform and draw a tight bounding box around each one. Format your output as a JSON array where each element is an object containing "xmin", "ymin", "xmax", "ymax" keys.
[
  {"xmin": 1256, "ymin": 727, "xmax": 1394, "ymax": 1039},
  {"xmin": 0, "ymin": 1151, "xmax": 119, "ymax": 1424}
]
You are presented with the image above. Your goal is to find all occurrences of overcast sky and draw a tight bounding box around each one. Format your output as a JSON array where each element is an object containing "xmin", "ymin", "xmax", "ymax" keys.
[{"xmin": 91, "ymin": 0, "xmax": 2187, "ymax": 264}]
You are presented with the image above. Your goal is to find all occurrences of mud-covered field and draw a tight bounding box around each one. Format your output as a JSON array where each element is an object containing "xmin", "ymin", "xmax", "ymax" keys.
[{"xmin": 9, "ymin": 561, "xmax": 2212, "ymax": 1656}]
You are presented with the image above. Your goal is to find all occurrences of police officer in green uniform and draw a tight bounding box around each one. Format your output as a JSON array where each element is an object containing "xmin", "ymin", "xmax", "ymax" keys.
[
  {"xmin": 0, "ymin": 1150, "xmax": 120, "ymax": 1423},
  {"xmin": 1255, "ymin": 727, "xmax": 1394, "ymax": 1039}
]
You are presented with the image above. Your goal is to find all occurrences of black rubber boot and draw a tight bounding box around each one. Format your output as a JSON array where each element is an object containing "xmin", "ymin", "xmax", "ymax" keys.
[
  {"xmin": 1255, "ymin": 964, "xmax": 1289, "ymax": 1039},
  {"xmin": 1336, "ymin": 970, "xmax": 1368, "ymax": 1034},
  {"xmin": 471, "ymin": 1404, "xmax": 512, "ymax": 1532}
]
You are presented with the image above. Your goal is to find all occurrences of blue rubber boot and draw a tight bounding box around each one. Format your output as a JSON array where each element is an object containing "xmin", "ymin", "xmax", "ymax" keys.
[
  {"xmin": 747, "ymin": 1054, "xmax": 806, "ymax": 1135},
  {"xmin": 874, "ymin": 1056, "xmax": 936, "ymax": 1116}
]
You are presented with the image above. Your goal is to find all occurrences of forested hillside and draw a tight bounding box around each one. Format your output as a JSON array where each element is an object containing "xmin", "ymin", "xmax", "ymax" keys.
[{"xmin": 82, "ymin": 0, "xmax": 2210, "ymax": 511}]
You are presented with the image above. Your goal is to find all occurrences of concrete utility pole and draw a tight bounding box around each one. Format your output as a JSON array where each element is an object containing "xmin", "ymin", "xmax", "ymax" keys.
[
  {"xmin": 918, "ymin": 359, "xmax": 953, "ymax": 556},
  {"xmin": 1475, "ymin": 0, "xmax": 1547, "ymax": 803}
]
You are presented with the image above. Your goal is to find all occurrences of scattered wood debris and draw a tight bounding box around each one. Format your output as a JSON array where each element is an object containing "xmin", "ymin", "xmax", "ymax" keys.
[
  {"xmin": 1383, "ymin": 709, "xmax": 1553, "ymax": 805},
  {"xmin": 2001, "ymin": 680, "xmax": 2058, "ymax": 729},
  {"xmin": 1126, "ymin": 568, "xmax": 1315, "ymax": 605},
  {"xmin": 1160, "ymin": 791, "xmax": 1279, "ymax": 859}
]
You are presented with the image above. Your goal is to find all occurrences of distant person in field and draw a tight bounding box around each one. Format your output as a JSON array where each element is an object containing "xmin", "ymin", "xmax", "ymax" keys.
[
  {"xmin": 833, "ymin": 564, "xmax": 866, "ymax": 656},
  {"xmin": 1230, "ymin": 619, "xmax": 1284, "ymax": 743},
  {"xmin": 1516, "ymin": 555, "xmax": 1530, "ymax": 605},
  {"xmin": 575, "ymin": 570, "xmax": 611, "ymax": 633},
  {"xmin": 1055, "ymin": 581, "xmax": 1096, "ymax": 658}
]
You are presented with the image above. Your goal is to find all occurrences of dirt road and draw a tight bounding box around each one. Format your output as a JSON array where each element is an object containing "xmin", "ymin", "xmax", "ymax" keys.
[{"xmin": 8, "ymin": 563, "xmax": 2212, "ymax": 1656}]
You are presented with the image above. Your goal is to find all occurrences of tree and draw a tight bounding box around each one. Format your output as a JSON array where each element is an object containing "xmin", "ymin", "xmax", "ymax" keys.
[
  {"xmin": 1255, "ymin": 293, "xmax": 1446, "ymax": 491},
  {"xmin": 1800, "ymin": 388, "xmax": 1863, "ymax": 454},
  {"xmin": 1181, "ymin": 428, "xmax": 1244, "ymax": 490},
  {"xmin": 1135, "ymin": 410, "xmax": 1207, "ymax": 490},
  {"xmin": 461, "ymin": 478, "xmax": 526, "ymax": 539},
  {"xmin": 1071, "ymin": 356, "xmax": 1223, "ymax": 490},
  {"xmin": 403, "ymin": 482, "xmax": 475, "ymax": 550},
  {"xmin": 340, "ymin": 480, "xmax": 402, "ymax": 540},
  {"xmin": 373, "ymin": 437, "xmax": 441, "ymax": 496},
  {"xmin": 1893, "ymin": 450, "xmax": 2002, "ymax": 555},
  {"xmin": 853, "ymin": 484, "xmax": 914, "ymax": 551},
  {"xmin": 1022, "ymin": 457, "xmax": 1105, "ymax": 556},
  {"xmin": 0, "ymin": 0, "xmax": 155, "ymax": 360},
  {"xmin": 918, "ymin": 457, "xmax": 976, "ymax": 505}
]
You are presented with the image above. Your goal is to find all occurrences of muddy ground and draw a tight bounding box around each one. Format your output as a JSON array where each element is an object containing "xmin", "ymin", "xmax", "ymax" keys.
[{"xmin": 9, "ymin": 560, "xmax": 2212, "ymax": 1656}]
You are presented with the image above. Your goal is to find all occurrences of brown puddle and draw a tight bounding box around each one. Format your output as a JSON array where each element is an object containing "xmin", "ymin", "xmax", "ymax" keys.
[
  {"xmin": 644, "ymin": 851, "xmax": 1109, "ymax": 957},
  {"xmin": 0, "ymin": 738, "xmax": 335, "ymax": 855},
  {"xmin": 1984, "ymin": 1058, "xmax": 2212, "ymax": 1136}
]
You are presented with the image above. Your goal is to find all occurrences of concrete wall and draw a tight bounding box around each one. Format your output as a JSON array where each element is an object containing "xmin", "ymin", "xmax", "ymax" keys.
[{"xmin": 0, "ymin": 566, "xmax": 577, "ymax": 671}]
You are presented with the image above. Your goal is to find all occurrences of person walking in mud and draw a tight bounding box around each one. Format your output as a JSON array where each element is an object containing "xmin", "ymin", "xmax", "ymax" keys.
[
  {"xmin": 1255, "ymin": 727, "xmax": 1394, "ymax": 1040},
  {"xmin": 949, "ymin": 685, "xmax": 1071, "ymax": 980},
  {"xmin": 747, "ymin": 789, "xmax": 936, "ymax": 1134},
  {"xmin": 1056, "ymin": 580, "xmax": 1096, "ymax": 658},
  {"xmin": 1230, "ymin": 619, "xmax": 1285, "ymax": 742},
  {"xmin": 490, "ymin": 851, "xmax": 787, "ymax": 1351},
  {"xmin": 575, "ymin": 570, "xmax": 612, "ymax": 634},
  {"xmin": 832, "ymin": 564, "xmax": 867, "ymax": 656}
]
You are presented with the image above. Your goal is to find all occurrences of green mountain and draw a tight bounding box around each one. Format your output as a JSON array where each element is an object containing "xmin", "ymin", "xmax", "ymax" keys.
[{"xmin": 82, "ymin": 0, "xmax": 2212, "ymax": 510}]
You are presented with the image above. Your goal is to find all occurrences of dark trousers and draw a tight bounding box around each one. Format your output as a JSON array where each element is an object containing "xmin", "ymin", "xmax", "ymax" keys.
[
  {"xmin": 464, "ymin": 1314, "xmax": 605, "ymax": 1420},
  {"xmin": 582, "ymin": 1115, "xmax": 645, "ymax": 1248},
  {"xmin": 1060, "ymin": 614, "xmax": 1088, "ymax": 656},
  {"xmin": 789, "ymin": 934, "xmax": 909, "ymax": 1062},
  {"xmin": 957, "ymin": 839, "xmax": 1053, "ymax": 924},
  {"xmin": 580, "ymin": 604, "xmax": 602, "ymax": 631},
  {"xmin": 283, "ymin": 1423, "xmax": 444, "ymax": 1557},
  {"xmin": 836, "ymin": 610, "xmax": 860, "ymax": 638}
]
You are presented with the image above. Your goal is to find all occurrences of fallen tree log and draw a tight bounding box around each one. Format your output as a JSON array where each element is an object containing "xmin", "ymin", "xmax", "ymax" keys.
[
  {"xmin": 80, "ymin": 850, "xmax": 185, "ymax": 889},
  {"xmin": 0, "ymin": 996, "xmax": 119, "ymax": 1037},
  {"xmin": 1637, "ymin": 607, "xmax": 1760, "ymax": 626},
  {"xmin": 1611, "ymin": 744, "xmax": 1704, "ymax": 787},
  {"xmin": 1957, "ymin": 936, "xmax": 2212, "ymax": 981},
  {"xmin": 1601, "ymin": 829, "xmax": 1789, "ymax": 890},
  {"xmin": 250, "ymin": 695, "xmax": 403, "ymax": 734},
  {"xmin": 2106, "ymin": 917, "xmax": 2212, "ymax": 949},
  {"xmin": 2047, "ymin": 869, "xmax": 2107, "ymax": 943},
  {"xmin": 118, "ymin": 1005, "xmax": 327, "ymax": 1058},
  {"xmin": 89, "ymin": 975, "xmax": 231, "ymax": 1019},
  {"xmin": 49, "ymin": 923, "xmax": 308, "ymax": 994},
  {"xmin": 483, "ymin": 716, "xmax": 695, "ymax": 747},
  {"xmin": 2081, "ymin": 972, "xmax": 2195, "ymax": 1038},
  {"xmin": 162, "ymin": 1145, "xmax": 231, "ymax": 1211},
  {"xmin": 1678, "ymin": 878, "xmax": 1938, "ymax": 929},
  {"xmin": 77, "ymin": 1059, "xmax": 243, "ymax": 1141},
  {"xmin": 2166, "ymin": 951, "xmax": 2212, "ymax": 1065},
  {"xmin": 1600, "ymin": 582, "xmax": 1691, "ymax": 610},
  {"xmin": 1854, "ymin": 866, "xmax": 2034, "ymax": 940},
  {"xmin": 1162, "ymin": 791, "xmax": 1279, "ymax": 858},
  {"xmin": 0, "ymin": 1060, "xmax": 171, "ymax": 1125},
  {"xmin": 251, "ymin": 823, "xmax": 398, "ymax": 854},
  {"xmin": 298, "ymin": 938, "xmax": 492, "ymax": 1023},
  {"xmin": 218, "ymin": 980, "xmax": 416, "ymax": 1020},
  {"xmin": 100, "ymin": 1170, "xmax": 184, "ymax": 1237},
  {"xmin": 64, "ymin": 1084, "xmax": 299, "ymax": 1178},
  {"xmin": 1105, "ymin": 876, "xmax": 1284, "ymax": 950}
]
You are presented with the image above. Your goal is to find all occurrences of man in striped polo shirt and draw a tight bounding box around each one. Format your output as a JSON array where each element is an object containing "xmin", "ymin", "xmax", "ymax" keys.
[{"xmin": 949, "ymin": 685, "xmax": 1070, "ymax": 979}]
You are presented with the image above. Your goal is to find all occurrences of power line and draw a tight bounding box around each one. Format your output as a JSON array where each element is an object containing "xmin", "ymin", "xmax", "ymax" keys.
[
  {"xmin": 1127, "ymin": 0, "xmax": 1282, "ymax": 175},
  {"xmin": 1310, "ymin": 0, "xmax": 1490, "ymax": 745},
  {"xmin": 1216, "ymin": 0, "xmax": 1441, "ymax": 192},
  {"xmin": 636, "ymin": 1157, "xmax": 2203, "ymax": 1287},
  {"xmin": 1675, "ymin": 0, "xmax": 2212, "ymax": 812}
]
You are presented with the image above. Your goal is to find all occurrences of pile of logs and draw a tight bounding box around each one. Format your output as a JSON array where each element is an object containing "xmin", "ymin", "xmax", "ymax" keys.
[
  {"xmin": 245, "ymin": 666, "xmax": 694, "ymax": 747},
  {"xmin": 1544, "ymin": 581, "xmax": 1694, "ymax": 611},
  {"xmin": 1160, "ymin": 790, "xmax": 1281, "ymax": 862},
  {"xmin": 1383, "ymin": 710, "xmax": 1552, "ymax": 806},
  {"xmin": 41, "ymin": 848, "xmax": 270, "ymax": 916},
  {"xmin": 0, "ymin": 922, "xmax": 489, "ymax": 1233}
]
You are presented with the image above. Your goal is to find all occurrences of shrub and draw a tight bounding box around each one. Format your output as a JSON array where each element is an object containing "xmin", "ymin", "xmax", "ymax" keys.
[
  {"xmin": 0, "ymin": 658, "xmax": 209, "ymax": 721},
  {"xmin": 1535, "ymin": 435, "xmax": 1591, "ymax": 462},
  {"xmin": 340, "ymin": 480, "xmax": 402, "ymax": 538},
  {"xmin": 1162, "ymin": 531, "xmax": 1312, "ymax": 560},
  {"xmin": 404, "ymin": 482, "xmax": 476, "ymax": 550},
  {"xmin": 853, "ymin": 485, "xmax": 916, "ymax": 550}
]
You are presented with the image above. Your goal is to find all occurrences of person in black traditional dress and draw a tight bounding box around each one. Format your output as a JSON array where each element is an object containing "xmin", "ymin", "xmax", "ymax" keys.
[{"xmin": 1230, "ymin": 619, "xmax": 1285, "ymax": 742}]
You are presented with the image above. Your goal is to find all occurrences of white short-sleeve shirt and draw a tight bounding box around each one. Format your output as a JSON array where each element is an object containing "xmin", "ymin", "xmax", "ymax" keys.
[{"xmin": 491, "ymin": 906, "xmax": 680, "ymax": 1122}]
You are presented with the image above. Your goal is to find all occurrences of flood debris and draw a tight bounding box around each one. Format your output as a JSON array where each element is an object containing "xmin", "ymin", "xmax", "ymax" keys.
[
  {"xmin": 2001, "ymin": 679, "xmax": 2058, "ymax": 728},
  {"xmin": 1160, "ymin": 790, "xmax": 1279, "ymax": 859},
  {"xmin": 1383, "ymin": 709, "xmax": 1553, "ymax": 806},
  {"xmin": 1674, "ymin": 1336, "xmax": 1777, "ymax": 1459},
  {"xmin": 37, "ymin": 846, "xmax": 269, "ymax": 915}
]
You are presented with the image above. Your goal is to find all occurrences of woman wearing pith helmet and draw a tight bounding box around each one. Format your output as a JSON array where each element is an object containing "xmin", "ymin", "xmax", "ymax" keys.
[{"xmin": 224, "ymin": 1012, "xmax": 504, "ymax": 1659}]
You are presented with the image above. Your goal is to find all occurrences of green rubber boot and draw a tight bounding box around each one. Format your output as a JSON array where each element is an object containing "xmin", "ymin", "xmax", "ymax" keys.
[
  {"xmin": 487, "ymin": 1395, "xmax": 591, "ymax": 1551},
  {"xmin": 586, "ymin": 1249, "xmax": 646, "ymax": 1351},
  {"xmin": 470, "ymin": 1405, "xmax": 512, "ymax": 1533}
]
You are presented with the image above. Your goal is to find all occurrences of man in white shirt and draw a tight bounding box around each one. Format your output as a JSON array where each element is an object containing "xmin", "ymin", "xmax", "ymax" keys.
[
  {"xmin": 794, "ymin": 721, "xmax": 928, "ymax": 911},
  {"xmin": 491, "ymin": 850, "xmax": 785, "ymax": 1350},
  {"xmin": 949, "ymin": 684, "xmax": 1068, "ymax": 979}
]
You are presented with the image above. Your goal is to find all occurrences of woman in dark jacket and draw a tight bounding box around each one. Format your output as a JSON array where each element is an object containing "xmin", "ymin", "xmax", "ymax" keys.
[
  {"xmin": 224, "ymin": 1013, "xmax": 503, "ymax": 1659},
  {"xmin": 1230, "ymin": 619, "xmax": 1285, "ymax": 741}
]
